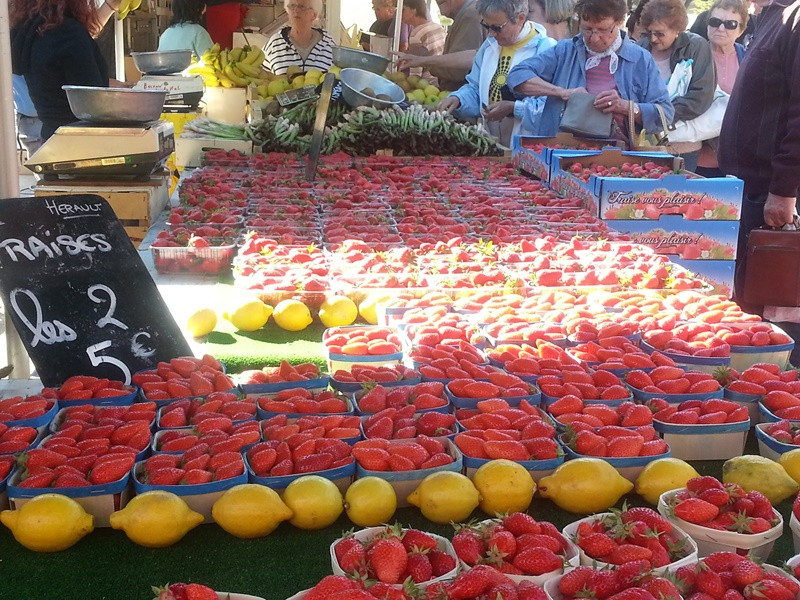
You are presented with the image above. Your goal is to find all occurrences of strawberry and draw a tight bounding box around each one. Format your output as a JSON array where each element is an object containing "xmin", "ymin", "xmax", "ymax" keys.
[
  {"xmin": 446, "ymin": 566, "xmax": 496, "ymax": 600},
  {"xmin": 578, "ymin": 532, "xmax": 617, "ymax": 559},
  {"xmin": 606, "ymin": 544, "xmax": 653, "ymax": 565},
  {"xmin": 513, "ymin": 547, "xmax": 562, "ymax": 576},
  {"xmin": 452, "ymin": 527, "xmax": 485, "ymax": 565},
  {"xmin": 405, "ymin": 550, "xmax": 433, "ymax": 583},
  {"xmin": 674, "ymin": 497, "xmax": 720, "ymax": 524},
  {"xmin": 428, "ymin": 549, "xmax": 456, "ymax": 577},
  {"xmin": 89, "ymin": 453, "xmax": 135, "ymax": 484},
  {"xmin": 558, "ymin": 567, "xmax": 596, "ymax": 597},
  {"xmin": 743, "ymin": 580, "xmax": 795, "ymax": 600},
  {"xmin": 369, "ymin": 537, "xmax": 407, "ymax": 584},
  {"xmin": 402, "ymin": 528, "xmax": 438, "ymax": 552},
  {"xmin": 502, "ymin": 512, "xmax": 541, "ymax": 536}
]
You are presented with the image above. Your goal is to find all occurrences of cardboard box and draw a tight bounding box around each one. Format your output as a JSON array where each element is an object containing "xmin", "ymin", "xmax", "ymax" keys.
[
  {"xmin": 7, "ymin": 469, "xmax": 133, "ymax": 527},
  {"xmin": 202, "ymin": 86, "xmax": 248, "ymax": 124},
  {"xmin": 512, "ymin": 134, "xmax": 621, "ymax": 183},
  {"xmin": 671, "ymin": 258, "xmax": 735, "ymax": 297},
  {"xmin": 174, "ymin": 136, "xmax": 254, "ymax": 168},
  {"xmin": 549, "ymin": 148, "xmax": 682, "ymax": 213},
  {"xmin": 34, "ymin": 176, "xmax": 170, "ymax": 247},
  {"xmin": 605, "ymin": 215, "xmax": 739, "ymax": 260}
]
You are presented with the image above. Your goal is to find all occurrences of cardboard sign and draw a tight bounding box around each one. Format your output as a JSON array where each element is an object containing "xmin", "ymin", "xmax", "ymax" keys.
[{"xmin": 0, "ymin": 194, "xmax": 191, "ymax": 386}]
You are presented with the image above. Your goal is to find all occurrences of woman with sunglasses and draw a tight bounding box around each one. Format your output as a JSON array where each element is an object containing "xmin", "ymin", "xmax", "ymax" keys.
[
  {"xmin": 695, "ymin": 0, "xmax": 748, "ymax": 177},
  {"xmin": 638, "ymin": 0, "xmax": 716, "ymax": 172},
  {"xmin": 507, "ymin": 0, "xmax": 673, "ymax": 141},
  {"xmin": 438, "ymin": 0, "xmax": 556, "ymax": 146}
]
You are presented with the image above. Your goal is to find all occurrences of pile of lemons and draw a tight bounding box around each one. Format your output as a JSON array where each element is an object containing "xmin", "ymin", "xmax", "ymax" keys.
[
  {"xmin": 386, "ymin": 72, "xmax": 450, "ymax": 106},
  {"xmin": 185, "ymin": 294, "xmax": 364, "ymax": 337}
]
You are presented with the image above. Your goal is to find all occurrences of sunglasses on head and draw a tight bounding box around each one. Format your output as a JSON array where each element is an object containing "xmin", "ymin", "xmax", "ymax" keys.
[{"xmin": 708, "ymin": 17, "xmax": 740, "ymax": 30}]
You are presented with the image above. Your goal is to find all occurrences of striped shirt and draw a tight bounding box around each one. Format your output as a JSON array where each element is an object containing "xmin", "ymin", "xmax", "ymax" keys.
[
  {"xmin": 262, "ymin": 26, "xmax": 334, "ymax": 75},
  {"xmin": 408, "ymin": 21, "xmax": 446, "ymax": 85}
]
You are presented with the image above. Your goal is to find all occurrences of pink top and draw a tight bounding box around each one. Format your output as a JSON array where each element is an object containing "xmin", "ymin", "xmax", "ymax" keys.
[
  {"xmin": 698, "ymin": 49, "xmax": 740, "ymax": 169},
  {"xmin": 584, "ymin": 56, "xmax": 626, "ymax": 141}
]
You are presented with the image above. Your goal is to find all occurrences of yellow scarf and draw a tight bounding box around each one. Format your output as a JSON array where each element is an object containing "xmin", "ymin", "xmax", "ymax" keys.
[{"xmin": 489, "ymin": 25, "xmax": 539, "ymax": 103}]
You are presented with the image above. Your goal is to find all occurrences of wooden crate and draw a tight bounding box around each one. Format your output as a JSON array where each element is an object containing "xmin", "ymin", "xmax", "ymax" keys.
[{"xmin": 33, "ymin": 176, "xmax": 170, "ymax": 247}]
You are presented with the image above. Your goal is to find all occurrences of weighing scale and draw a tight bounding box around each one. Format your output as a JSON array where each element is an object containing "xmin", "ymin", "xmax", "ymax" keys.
[
  {"xmin": 26, "ymin": 120, "xmax": 175, "ymax": 180},
  {"xmin": 134, "ymin": 74, "xmax": 204, "ymax": 111}
]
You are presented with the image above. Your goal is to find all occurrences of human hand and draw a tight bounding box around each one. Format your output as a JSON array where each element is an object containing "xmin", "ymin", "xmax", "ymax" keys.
[
  {"xmin": 392, "ymin": 51, "xmax": 424, "ymax": 71},
  {"xmin": 764, "ymin": 193, "xmax": 798, "ymax": 227},
  {"xmin": 560, "ymin": 86, "xmax": 588, "ymax": 101},
  {"xmin": 594, "ymin": 89, "xmax": 627, "ymax": 114},
  {"xmin": 483, "ymin": 100, "xmax": 515, "ymax": 122},
  {"xmin": 437, "ymin": 95, "xmax": 461, "ymax": 113}
]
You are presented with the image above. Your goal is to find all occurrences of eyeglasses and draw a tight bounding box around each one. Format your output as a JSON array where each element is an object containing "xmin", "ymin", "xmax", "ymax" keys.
[
  {"xmin": 708, "ymin": 17, "xmax": 740, "ymax": 30},
  {"xmin": 580, "ymin": 24, "xmax": 616, "ymax": 37},
  {"xmin": 645, "ymin": 30, "xmax": 668, "ymax": 39},
  {"xmin": 480, "ymin": 19, "xmax": 510, "ymax": 33},
  {"xmin": 286, "ymin": 4, "xmax": 313, "ymax": 11}
]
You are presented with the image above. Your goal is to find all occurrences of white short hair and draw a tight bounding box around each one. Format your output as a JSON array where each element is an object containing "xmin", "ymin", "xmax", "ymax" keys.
[{"xmin": 285, "ymin": 0, "xmax": 324, "ymax": 17}]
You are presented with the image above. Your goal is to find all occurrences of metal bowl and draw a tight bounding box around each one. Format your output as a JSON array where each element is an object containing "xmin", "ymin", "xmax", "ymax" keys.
[
  {"xmin": 339, "ymin": 68, "xmax": 405, "ymax": 109},
  {"xmin": 332, "ymin": 46, "xmax": 390, "ymax": 74},
  {"xmin": 63, "ymin": 86, "xmax": 168, "ymax": 124},
  {"xmin": 131, "ymin": 50, "xmax": 192, "ymax": 75}
]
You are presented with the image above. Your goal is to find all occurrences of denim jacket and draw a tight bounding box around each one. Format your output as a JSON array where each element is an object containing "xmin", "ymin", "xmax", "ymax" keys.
[{"xmin": 506, "ymin": 31, "xmax": 674, "ymax": 137}]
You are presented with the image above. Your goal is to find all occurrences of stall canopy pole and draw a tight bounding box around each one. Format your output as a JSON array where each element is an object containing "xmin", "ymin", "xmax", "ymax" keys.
[
  {"xmin": 114, "ymin": 17, "xmax": 125, "ymax": 80},
  {"xmin": 0, "ymin": 0, "xmax": 33, "ymax": 379},
  {"xmin": 393, "ymin": 0, "xmax": 404, "ymax": 57},
  {"xmin": 327, "ymin": 0, "xmax": 341, "ymax": 45}
]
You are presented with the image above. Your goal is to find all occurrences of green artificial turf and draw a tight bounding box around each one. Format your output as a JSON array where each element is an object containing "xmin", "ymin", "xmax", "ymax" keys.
[
  {"xmin": 205, "ymin": 320, "xmax": 328, "ymax": 373},
  {"xmin": 1, "ymin": 433, "xmax": 798, "ymax": 600}
]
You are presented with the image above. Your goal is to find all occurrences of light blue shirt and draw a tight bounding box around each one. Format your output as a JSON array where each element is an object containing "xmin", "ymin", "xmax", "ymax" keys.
[
  {"xmin": 451, "ymin": 23, "xmax": 556, "ymax": 137},
  {"xmin": 507, "ymin": 31, "xmax": 674, "ymax": 137},
  {"xmin": 13, "ymin": 75, "xmax": 37, "ymax": 118},
  {"xmin": 158, "ymin": 23, "xmax": 213, "ymax": 59}
]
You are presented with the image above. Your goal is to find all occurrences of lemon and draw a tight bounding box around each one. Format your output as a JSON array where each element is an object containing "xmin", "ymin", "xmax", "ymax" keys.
[
  {"xmin": 358, "ymin": 293, "xmax": 393, "ymax": 325},
  {"xmin": 306, "ymin": 69, "xmax": 323, "ymax": 80},
  {"xmin": 407, "ymin": 471, "xmax": 480, "ymax": 524},
  {"xmin": 472, "ymin": 459, "xmax": 536, "ymax": 516},
  {"xmin": 344, "ymin": 477, "xmax": 397, "ymax": 526},
  {"xmin": 212, "ymin": 484, "xmax": 293, "ymax": 538},
  {"xmin": 267, "ymin": 79, "xmax": 285, "ymax": 96},
  {"xmin": 292, "ymin": 75, "xmax": 307, "ymax": 89},
  {"xmin": 282, "ymin": 475, "xmax": 343, "ymax": 530},
  {"xmin": 1, "ymin": 494, "xmax": 93, "ymax": 552},
  {"xmin": 223, "ymin": 298, "xmax": 273, "ymax": 332},
  {"xmin": 319, "ymin": 295, "xmax": 358, "ymax": 328},
  {"xmin": 779, "ymin": 448, "xmax": 800, "ymax": 485},
  {"xmin": 635, "ymin": 458, "xmax": 701, "ymax": 505},
  {"xmin": 109, "ymin": 490, "xmax": 203, "ymax": 547},
  {"xmin": 423, "ymin": 85, "xmax": 440, "ymax": 97},
  {"xmin": 273, "ymin": 299, "xmax": 313, "ymax": 332},
  {"xmin": 537, "ymin": 458, "xmax": 633, "ymax": 514},
  {"xmin": 186, "ymin": 307, "xmax": 217, "ymax": 337},
  {"xmin": 723, "ymin": 454, "xmax": 800, "ymax": 504}
]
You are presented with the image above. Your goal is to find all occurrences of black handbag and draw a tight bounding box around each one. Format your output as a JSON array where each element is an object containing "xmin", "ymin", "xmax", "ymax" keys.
[{"xmin": 559, "ymin": 92, "xmax": 613, "ymax": 139}]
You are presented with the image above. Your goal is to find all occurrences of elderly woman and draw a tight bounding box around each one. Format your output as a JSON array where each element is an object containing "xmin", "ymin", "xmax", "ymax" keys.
[
  {"xmin": 638, "ymin": 0, "xmax": 716, "ymax": 172},
  {"xmin": 402, "ymin": 0, "xmax": 447, "ymax": 85},
  {"xmin": 527, "ymin": 0, "xmax": 577, "ymax": 41},
  {"xmin": 262, "ymin": 0, "xmax": 334, "ymax": 75},
  {"xmin": 695, "ymin": 0, "xmax": 747, "ymax": 178},
  {"xmin": 10, "ymin": 0, "xmax": 128, "ymax": 140},
  {"xmin": 439, "ymin": 0, "xmax": 556, "ymax": 146},
  {"xmin": 507, "ymin": 0, "xmax": 673, "ymax": 142}
]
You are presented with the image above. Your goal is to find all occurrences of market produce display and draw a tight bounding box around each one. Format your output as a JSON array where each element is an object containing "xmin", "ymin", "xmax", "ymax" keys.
[{"xmin": 8, "ymin": 140, "xmax": 800, "ymax": 600}]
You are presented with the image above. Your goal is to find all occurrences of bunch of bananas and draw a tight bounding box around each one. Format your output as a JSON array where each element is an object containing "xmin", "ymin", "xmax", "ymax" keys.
[
  {"xmin": 115, "ymin": 0, "xmax": 141, "ymax": 20},
  {"xmin": 188, "ymin": 44, "xmax": 267, "ymax": 88}
]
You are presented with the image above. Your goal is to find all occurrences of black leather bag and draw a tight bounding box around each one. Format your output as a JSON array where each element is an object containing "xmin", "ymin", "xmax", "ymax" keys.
[{"xmin": 559, "ymin": 93, "xmax": 613, "ymax": 139}]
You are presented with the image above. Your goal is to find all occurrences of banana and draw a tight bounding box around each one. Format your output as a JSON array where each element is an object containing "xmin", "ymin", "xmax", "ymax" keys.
[
  {"xmin": 200, "ymin": 75, "xmax": 220, "ymax": 87},
  {"xmin": 116, "ymin": 0, "xmax": 132, "ymax": 19},
  {"xmin": 243, "ymin": 47, "xmax": 264, "ymax": 66},
  {"xmin": 229, "ymin": 47, "xmax": 244, "ymax": 62},
  {"xmin": 219, "ymin": 50, "xmax": 229, "ymax": 70},
  {"xmin": 187, "ymin": 65, "xmax": 217, "ymax": 76},
  {"xmin": 129, "ymin": 0, "xmax": 141, "ymax": 10},
  {"xmin": 224, "ymin": 64, "xmax": 250, "ymax": 87},
  {"xmin": 235, "ymin": 61, "xmax": 262, "ymax": 78},
  {"xmin": 218, "ymin": 74, "xmax": 235, "ymax": 88}
]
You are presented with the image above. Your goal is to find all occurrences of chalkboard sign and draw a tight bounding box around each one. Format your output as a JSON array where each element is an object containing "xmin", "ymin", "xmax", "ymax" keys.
[{"xmin": 0, "ymin": 194, "xmax": 191, "ymax": 387}]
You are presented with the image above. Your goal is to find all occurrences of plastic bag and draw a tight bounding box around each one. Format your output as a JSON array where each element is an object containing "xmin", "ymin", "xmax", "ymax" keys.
[{"xmin": 667, "ymin": 59, "xmax": 693, "ymax": 100}]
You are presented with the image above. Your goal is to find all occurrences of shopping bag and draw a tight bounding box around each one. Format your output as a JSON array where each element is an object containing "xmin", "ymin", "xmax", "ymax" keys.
[
  {"xmin": 668, "ymin": 86, "xmax": 729, "ymax": 143},
  {"xmin": 667, "ymin": 59, "xmax": 693, "ymax": 100},
  {"xmin": 559, "ymin": 92, "xmax": 613, "ymax": 139},
  {"xmin": 744, "ymin": 217, "xmax": 800, "ymax": 306}
]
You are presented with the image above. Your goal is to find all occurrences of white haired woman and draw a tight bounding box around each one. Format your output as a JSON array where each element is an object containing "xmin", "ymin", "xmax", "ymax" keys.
[
  {"xmin": 438, "ymin": 0, "xmax": 556, "ymax": 146},
  {"xmin": 262, "ymin": 0, "xmax": 334, "ymax": 75},
  {"xmin": 527, "ymin": 0, "xmax": 577, "ymax": 40}
]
